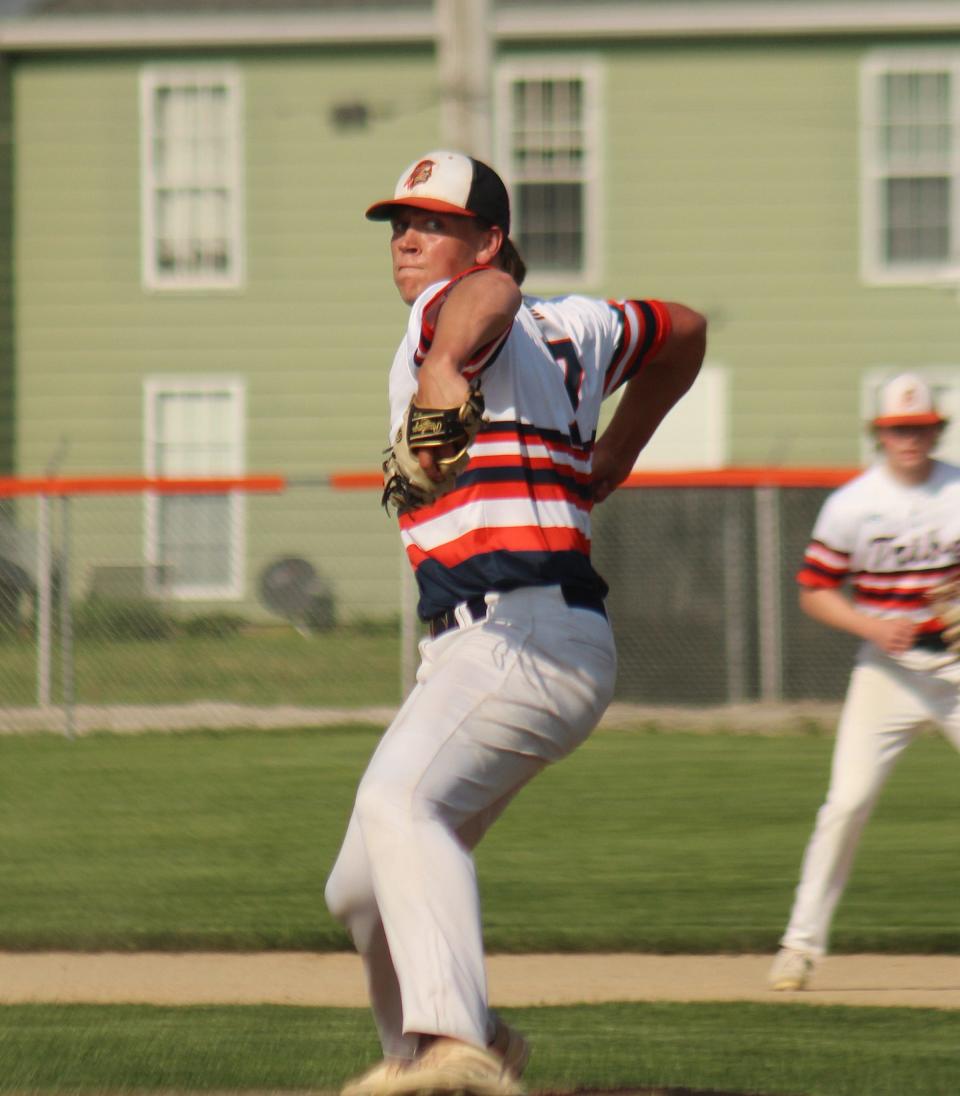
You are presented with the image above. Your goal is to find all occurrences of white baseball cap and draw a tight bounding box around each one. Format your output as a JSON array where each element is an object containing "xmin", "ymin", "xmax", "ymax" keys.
[
  {"xmin": 365, "ymin": 150, "xmax": 511, "ymax": 235},
  {"xmin": 872, "ymin": 373, "xmax": 947, "ymax": 428}
]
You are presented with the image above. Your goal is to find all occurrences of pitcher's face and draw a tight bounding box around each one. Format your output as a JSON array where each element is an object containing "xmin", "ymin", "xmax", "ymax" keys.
[{"xmin": 389, "ymin": 209, "xmax": 501, "ymax": 304}]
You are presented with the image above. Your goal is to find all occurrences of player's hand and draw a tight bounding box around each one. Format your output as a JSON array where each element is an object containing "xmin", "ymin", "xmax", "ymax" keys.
[
  {"xmin": 413, "ymin": 357, "xmax": 471, "ymax": 483},
  {"xmin": 590, "ymin": 438, "xmax": 633, "ymax": 504},
  {"xmin": 416, "ymin": 443, "xmax": 456, "ymax": 484},
  {"xmin": 865, "ymin": 617, "xmax": 917, "ymax": 656}
]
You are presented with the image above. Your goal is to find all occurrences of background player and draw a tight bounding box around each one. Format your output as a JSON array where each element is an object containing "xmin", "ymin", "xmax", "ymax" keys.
[
  {"xmin": 770, "ymin": 373, "xmax": 960, "ymax": 991},
  {"xmin": 324, "ymin": 150, "xmax": 707, "ymax": 1096}
]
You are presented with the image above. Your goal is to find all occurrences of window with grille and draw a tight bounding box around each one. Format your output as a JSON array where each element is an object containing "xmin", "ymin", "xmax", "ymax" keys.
[
  {"xmin": 144, "ymin": 378, "xmax": 246, "ymax": 599},
  {"xmin": 496, "ymin": 61, "xmax": 600, "ymax": 283},
  {"xmin": 140, "ymin": 66, "xmax": 244, "ymax": 289},
  {"xmin": 861, "ymin": 54, "xmax": 960, "ymax": 284}
]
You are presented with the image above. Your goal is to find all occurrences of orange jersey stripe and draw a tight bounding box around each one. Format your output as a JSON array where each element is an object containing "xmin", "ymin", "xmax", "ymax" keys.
[{"xmin": 405, "ymin": 525, "xmax": 591, "ymax": 570}]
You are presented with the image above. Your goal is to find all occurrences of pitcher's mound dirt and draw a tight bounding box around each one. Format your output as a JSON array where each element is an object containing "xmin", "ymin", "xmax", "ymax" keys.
[{"xmin": 0, "ymin": 952, "xmax": 957, "ymax": 1010}]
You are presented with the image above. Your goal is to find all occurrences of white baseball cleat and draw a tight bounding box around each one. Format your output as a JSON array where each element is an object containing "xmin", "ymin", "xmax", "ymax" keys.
[
  {"xmin": 373, "ymin": 1037, "xmax": 526, "ymax": 1096},
  {"xmin": 489, "ymin": 1015, "xmax": 530, "ymax": 1080},
  {"xmin": 768, "ymin": 947, "xmax": 815, "ymax": 991},
  {"xmin": 341, "ymin": 1057, "xmax": 414, "ymax": 1096}
]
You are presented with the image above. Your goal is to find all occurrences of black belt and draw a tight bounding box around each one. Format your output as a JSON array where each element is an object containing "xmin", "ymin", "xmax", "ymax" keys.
[
  {"xmin": 913, "ymin": 631, "xmax": 947, "ymax": 652},
  {"xmin": 428, "ymin": 584, "xmax": 607, "ymax": 639}
]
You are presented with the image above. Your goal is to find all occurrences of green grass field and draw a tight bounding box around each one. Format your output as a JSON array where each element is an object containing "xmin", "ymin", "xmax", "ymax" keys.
[
  {"xmin": 0, "ymin": 626, "xmax": 402, "ymax": 707},
  {"xmin": 2, "ymin": 1001, "xmax": 959, "ymax": 1096},
  {"xmin": 3, "ymin": 724, "xmax": 959, "ymax": 1095},
  {"xmin": 1, "ymin": 726, "xmax": 958, "ymax": 952}
]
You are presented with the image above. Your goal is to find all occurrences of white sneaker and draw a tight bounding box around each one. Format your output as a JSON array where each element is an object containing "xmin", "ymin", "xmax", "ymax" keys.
[
  {"xmin": 341, "ymin": 1058, "xmax": 413, "ymax": 1096},
  {"xmin": 488, "ymin": 1015, "xmax": 530, "ymax": 1080},
  {"xmin": 768, "ymin": 947, "xmax": 815, "ymax": 991},
  {"xmin": 376, "ymin": 1038, "xmax": 525, "ymax": 1096}
]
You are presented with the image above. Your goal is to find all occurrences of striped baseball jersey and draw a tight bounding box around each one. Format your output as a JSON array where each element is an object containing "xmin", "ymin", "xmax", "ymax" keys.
[
  {"xmin": 797, "ymin": 459, "xmax": 960, "ymax": 634},
  {"xmin": 388, "ymin": 265, "xmax": 671, "ymax": 619}
]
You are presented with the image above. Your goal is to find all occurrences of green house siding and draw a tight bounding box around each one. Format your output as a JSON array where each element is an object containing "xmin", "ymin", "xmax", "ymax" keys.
[
  {"xmin": 497, "ymin": 35, "xmax": 960, "ymax": 466},
  {"xmin": 12, "ymin": 32, "xmax": 960, "ymax": 617},
  {"xmin": 13, "ymin": 49, "xmax": 439, "ymax": 619},
  {"xmin": 0, "ymin": 54, "xmax": 13, "ymax": 478}
]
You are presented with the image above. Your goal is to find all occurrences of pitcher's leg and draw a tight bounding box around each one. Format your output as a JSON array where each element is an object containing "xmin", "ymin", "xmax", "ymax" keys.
[
  {"xmin": 355, "ymin": 610, "xmax": 614, "ymax": 1048},
  {"xmin": 325, "ymin": 812, "xmax": 418, "ymax": 1060},
  {"xmin": 782, "ymin": 656, "xmax": 923, "ymax": 956}
]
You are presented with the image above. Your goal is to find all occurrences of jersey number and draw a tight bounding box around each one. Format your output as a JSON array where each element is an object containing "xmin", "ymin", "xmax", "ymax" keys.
[{"xmin": 549, "ymin": 339, "xmax": 584, "ymax": 412}]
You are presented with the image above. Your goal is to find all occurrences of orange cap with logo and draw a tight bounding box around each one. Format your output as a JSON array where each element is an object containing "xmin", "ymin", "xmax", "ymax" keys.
[{"xmin": 872, "ymin": 374, "xmax": 948, "ymax": 428}]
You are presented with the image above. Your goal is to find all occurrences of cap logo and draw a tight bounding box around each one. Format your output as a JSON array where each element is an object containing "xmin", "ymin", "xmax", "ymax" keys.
[{"xmin": 404, "ymin": 159, "xmax": 435, "ymax": 190}]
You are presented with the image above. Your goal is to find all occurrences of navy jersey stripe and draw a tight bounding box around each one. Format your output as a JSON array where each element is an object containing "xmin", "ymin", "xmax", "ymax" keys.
[
  {"xmin": 854, "ymin": 586, "xmax": 930, "ymax": 605},
  {"xmin": 415, "ymin": 550, "xmax": 608, "ymax": 620},
  {"xmin": 620, "ymin": 300, "xmax": 658, "ymax": 385},
  {"xmin": 456, "ymin": 465, "xmax": 593, "ymax": 500}
]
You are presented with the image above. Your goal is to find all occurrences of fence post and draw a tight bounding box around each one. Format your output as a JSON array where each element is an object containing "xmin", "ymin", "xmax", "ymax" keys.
[
  {"xmin": 35, "ymin": 494, "xmax": 52, "ymax": 708},
  {"xmin": 722, "ymin": 491, "xmax": 747, "ymax": 703},
  {"xmin": 400, "ymin": 547, "xmax": 417, "ymax": 699},
  {"xmin": 59, "ymin": 495, "xmax": 75, "ymax": 739},
  {"xmin": 755, "ymin": 485, "xmax": 783, "ymax": 702}
]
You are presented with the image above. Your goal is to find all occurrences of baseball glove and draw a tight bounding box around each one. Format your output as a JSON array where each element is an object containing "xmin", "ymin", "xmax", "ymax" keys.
[
  {"xmin": 927, "ymin": 576, "xmax": 960, "ymax": 655},
  {"xmin": 381, "ymin": 388, "xmax": 485, "ymax": 514}
]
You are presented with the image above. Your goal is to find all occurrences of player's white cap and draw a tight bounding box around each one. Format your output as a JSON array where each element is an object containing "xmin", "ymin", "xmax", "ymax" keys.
[
  {"xmin": 872, "ymin": 373, "xmax": 947, "ymax": 428},
  {"xmin": 366, "ymin": 150, "xmax": 511, "ymax": 234}
]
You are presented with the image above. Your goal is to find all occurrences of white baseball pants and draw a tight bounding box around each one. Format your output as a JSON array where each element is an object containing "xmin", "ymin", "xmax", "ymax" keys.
[
  {"xmin": 781, "ymin": 643, "xmax": 960, "ymax": 958},
  {"xmin": 324, "ymin": 585, "xmax": 616, "ymax": 1058}
]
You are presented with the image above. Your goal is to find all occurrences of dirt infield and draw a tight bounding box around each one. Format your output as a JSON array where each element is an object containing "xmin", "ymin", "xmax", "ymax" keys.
[{"xmin": 1, "ymin": 952, "xmax": 957, "ymax": 1010}]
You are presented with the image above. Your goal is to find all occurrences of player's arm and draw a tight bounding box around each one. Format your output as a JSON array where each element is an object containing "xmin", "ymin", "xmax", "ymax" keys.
[
  {"xmin": 799, "ymin": 586, "xmax": 916, "ymax": 656},
  {"xmin": 416, "ymin": 268, "xmax": 521, "ymax": 408},
  {"xmin": 413, "ymin": 268, "xmax": 521, "ymax": 483},
  {"xmin": 592, "ymin": 302, "xmax": 707, "ymax": 503}
]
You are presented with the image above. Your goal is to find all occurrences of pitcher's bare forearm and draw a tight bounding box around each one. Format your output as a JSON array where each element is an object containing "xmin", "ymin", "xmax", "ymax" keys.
[
  {"xmin": 417, "ymin": 270, "xmax": 521, "ymax": 408},
  {"xmin": 592, "ymin": 303, "xmax": 707, "ymax": 502}
]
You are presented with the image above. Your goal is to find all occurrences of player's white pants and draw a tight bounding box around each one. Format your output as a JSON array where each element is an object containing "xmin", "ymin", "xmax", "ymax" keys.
[
  {"xmin": 324, "ymin": 585, "xmax": 616, "ymax": 1058},
  {"xmin": 781, "ymin": 643, "xmax": 960, "ymax": 958}
]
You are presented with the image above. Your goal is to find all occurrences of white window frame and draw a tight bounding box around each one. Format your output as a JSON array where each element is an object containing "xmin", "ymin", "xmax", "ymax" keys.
[
  {"xmin": 860, "ymin": 50, "xmax": 960, "ymax": 286},
  {"xmin": 860, "ymin": 366, "xmax": 960, "ymax": 465},
  {"xmin": 140, "ymin": 64, "xmax": 245, "ymax": 291},
  {"xmin": 143, "ymin": 376, "xmax": 247, "ymax": 600},
  {"xmin": 495, "ymin": 56, "xmax": 603, "ymax": 290}
]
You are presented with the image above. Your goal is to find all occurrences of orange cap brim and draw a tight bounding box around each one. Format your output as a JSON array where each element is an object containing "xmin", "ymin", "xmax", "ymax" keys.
[{"xmin": 872, "ymin": 413, "xmax": 946, "ymax": 428}]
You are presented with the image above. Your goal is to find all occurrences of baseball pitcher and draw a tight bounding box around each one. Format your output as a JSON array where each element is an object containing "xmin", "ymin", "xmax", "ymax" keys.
[{"xmin": 325, "ymin": 150, "xmax": 707, "ymax": 1096}]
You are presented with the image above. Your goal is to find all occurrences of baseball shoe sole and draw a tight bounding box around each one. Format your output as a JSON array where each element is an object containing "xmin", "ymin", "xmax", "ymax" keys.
[
  {"xmin": 372, "ymin": 1038, "xmax": 525, "ymax": 1096},
  {"xmin": 341, "ymin": 1057, "xmax": 414, "ymax": 1096},
  {"xmin": 768, "ymin": 946, "xmax": 815, "ymax": 991}
]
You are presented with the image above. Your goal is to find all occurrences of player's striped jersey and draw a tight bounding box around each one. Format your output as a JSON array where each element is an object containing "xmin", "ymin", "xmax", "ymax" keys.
[
  {"xmin": 388, "ymin": 265, "xmax": 671, "ymax": 619},
  {"xmin": 797, "ymin": 460, "xmax": 960, "ymax": 632}
]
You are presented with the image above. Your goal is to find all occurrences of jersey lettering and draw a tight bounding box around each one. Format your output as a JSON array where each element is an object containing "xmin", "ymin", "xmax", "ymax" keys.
[{"xmin": 549, "ymin": 339, "xmax": 585, "ymax": 413}]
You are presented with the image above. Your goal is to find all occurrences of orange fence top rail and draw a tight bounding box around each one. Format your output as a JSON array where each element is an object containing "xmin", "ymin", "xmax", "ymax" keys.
[
  {"xmin": 327, "ymin": 467, "xmax": 861, "ymax": 490},
  {"xmin": 620, "ymin": 467, "xmax": 860, "ymax": 488},
  {"xmin": 0, "ymin": 475, "xmax": 286, "ymax": 498},
  {"xmin": 0, "ymin": 468, "xmax": 862, "ymax": 497}
]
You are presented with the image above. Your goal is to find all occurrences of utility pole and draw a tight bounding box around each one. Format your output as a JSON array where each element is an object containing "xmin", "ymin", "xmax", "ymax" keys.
[{"xmin": 435, "ymin": 0, "xmax": 493, "ymax": 160}]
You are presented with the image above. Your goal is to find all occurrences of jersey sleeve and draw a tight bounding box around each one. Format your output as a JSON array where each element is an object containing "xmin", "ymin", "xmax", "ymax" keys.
[
  {"xmin": 796, "ymin": 492, "xmax": 855, "ymax": 589},
  {"xmin": 411, "ymin": 265, "xmax": 513, "ymax": 381},
  {"xmin": 602, "ymin": 299, "xmax": 672, "ymax": 397}
]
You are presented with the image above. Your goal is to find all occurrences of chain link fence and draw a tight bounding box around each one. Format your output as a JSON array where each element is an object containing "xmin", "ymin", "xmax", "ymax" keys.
[
  {"xmin": 0, "ymin": 474, "xmax": 859, "ymax": 732},
  {"xmin": 593, "ymin": 482, "xmax": 857, "ymax": 705}
]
